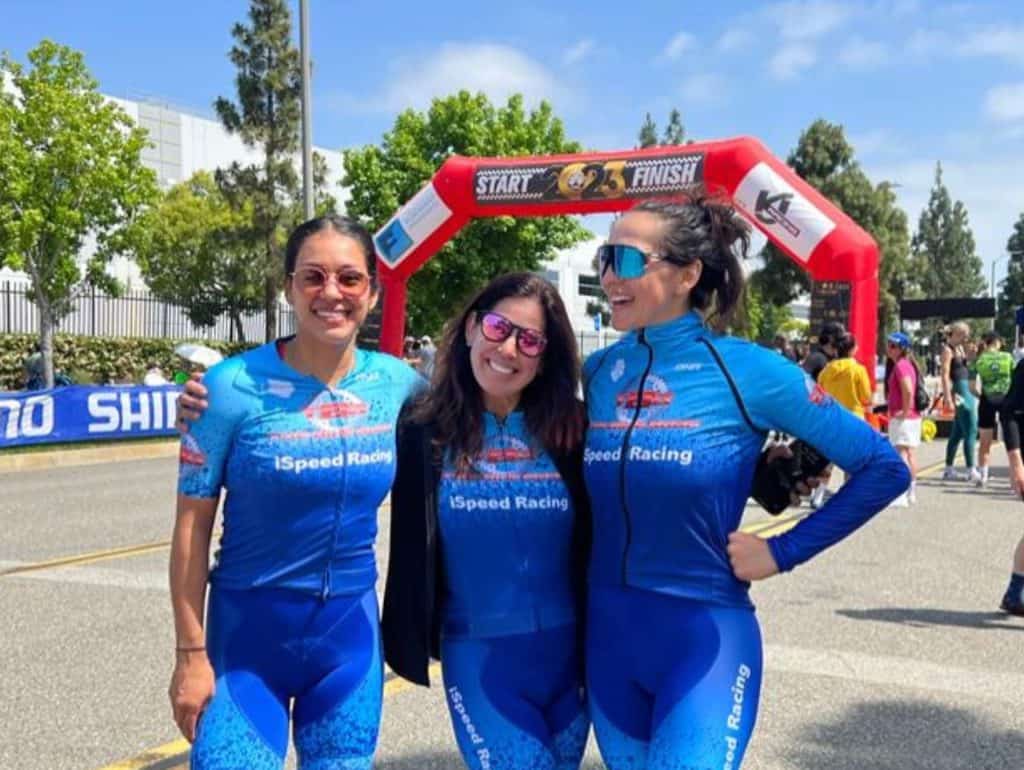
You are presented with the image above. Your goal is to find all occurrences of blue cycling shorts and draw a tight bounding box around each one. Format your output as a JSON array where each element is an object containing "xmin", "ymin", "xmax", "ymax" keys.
[
  {"xmin": 441, "ymin": 623, "xmax": 589, "ymax": 770},
  {"xmin": 586, "ymin": 584, "xmax": 762, "ymax": 770},
  {"xmin": 192, "ymin": 586, "xmax": 383, "ymax": 770}
]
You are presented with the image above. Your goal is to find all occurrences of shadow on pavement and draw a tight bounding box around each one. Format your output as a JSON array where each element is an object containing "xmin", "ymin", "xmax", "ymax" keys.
[
  {"xmin": 837, "ymin": 607, "xmax": 1024, "ymax": 632},
  {"xmin": 782, "ymin": 699, "xmax": 1024, "ymax": 769}
]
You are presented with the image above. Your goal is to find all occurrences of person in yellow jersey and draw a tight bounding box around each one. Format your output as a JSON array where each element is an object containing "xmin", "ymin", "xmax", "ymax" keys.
[
  {"xmin": 818, "ymin": 333, "xmax": 872, "ymax": 419},
  {"xmin": 814, "ymin": 332, "xmax": 873, "ymax": 500}
]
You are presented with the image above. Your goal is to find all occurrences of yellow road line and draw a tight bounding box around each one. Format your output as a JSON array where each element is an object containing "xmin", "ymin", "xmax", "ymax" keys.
[
  {"xmin": 741, "ymin": 511, "xmax": 806, "ymax": 535},
  {"xmin": 0, "ymin": 541, "xmax": 172, "ymax": 576},
  {"xmin": 383, "ymin": 661, "xmax": 443, "ymax": 699},
  {"xmin": 98, "ymin": 663, "xmax": 444, "ymax": 770},
  {"xmin": 96, "ymin": 739, "xmax": 189, "ymax": 770}
]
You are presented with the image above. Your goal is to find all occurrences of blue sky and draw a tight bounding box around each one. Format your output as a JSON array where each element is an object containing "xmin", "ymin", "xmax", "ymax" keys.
[{"xmin": 5, "ymin": 0, "xmax": 1023, "ymax": 289}]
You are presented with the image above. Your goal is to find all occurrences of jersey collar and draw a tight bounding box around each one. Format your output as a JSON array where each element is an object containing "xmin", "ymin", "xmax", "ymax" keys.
[{"xmin": 632, "ymin": 310, "xmax": 706, "ymax": 348}]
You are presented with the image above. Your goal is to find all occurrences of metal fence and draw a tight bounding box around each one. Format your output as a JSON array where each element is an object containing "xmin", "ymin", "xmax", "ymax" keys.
[
  {"xmin": 576, "ymin": 329, "xmax": 622, "ymax": 357},
  {"xmin": 0, "ymin": 281, "xmax": 295, "ymax": 342},
  {"xmin": 1, "ymin": 280, "xmax": 610, "ymax": 354}
]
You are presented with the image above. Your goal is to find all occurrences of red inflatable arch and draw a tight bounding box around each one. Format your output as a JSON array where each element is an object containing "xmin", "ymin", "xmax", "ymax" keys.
[{"xmin": 373, "ymin": 136, "xmax": 879, "ymax": 376}]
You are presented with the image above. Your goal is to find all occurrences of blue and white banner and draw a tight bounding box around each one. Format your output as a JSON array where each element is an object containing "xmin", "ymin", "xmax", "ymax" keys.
[{"xmin": 0, "ymin": 384, "xmax": 182, "ymax": 448}]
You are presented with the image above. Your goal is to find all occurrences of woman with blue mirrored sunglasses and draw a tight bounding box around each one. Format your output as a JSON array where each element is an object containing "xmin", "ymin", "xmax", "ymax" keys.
[
  {"xmin": 595, "ymin": 243, "xmax": 669, "ymax": 281},
  {"xmin": 583, "ymin": 192, "xmax": 910, "ymax": 770}
]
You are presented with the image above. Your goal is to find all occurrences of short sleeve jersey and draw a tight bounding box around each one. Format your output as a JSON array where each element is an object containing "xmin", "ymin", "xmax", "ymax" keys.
[
  {"xmin": 437, "ymin": 411, "xmax": 576, "ymax": 639},
  {"xmin": 177, "ymin": 342, "xmax": 423, "ymax": 597},
  {"xmin": 973, "ymin": 350, "xmax": 1014, "ymax": 396}
]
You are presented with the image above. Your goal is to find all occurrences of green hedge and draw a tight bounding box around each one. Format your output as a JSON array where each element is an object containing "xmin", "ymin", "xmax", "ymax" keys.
[{"xmin": 0, "ymin": 333, "xmax": 253, "ymax": 390}]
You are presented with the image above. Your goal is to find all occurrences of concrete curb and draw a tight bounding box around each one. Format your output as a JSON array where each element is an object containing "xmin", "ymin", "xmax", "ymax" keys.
[{"xmin": 0, "ymin": 439, "xmax": 179, "ymax": 474}]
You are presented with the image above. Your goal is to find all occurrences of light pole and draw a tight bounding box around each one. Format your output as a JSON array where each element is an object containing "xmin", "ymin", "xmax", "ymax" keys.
[
  {"xmin": 299, "ymin": 0, "xmax": 314, "ymax": 220},
  {"xmin": 990, "ymin": 255, "xmax": 1008, "ymax": 331},
  {"xmin": 991, "ymin": 254, "xmax": 1008, "ymax": 298}
]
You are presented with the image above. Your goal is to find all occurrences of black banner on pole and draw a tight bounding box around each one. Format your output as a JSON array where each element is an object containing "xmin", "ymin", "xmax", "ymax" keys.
[{"xmin": 899, "ymin": 297, "xmax": 996, "ymax": 321}]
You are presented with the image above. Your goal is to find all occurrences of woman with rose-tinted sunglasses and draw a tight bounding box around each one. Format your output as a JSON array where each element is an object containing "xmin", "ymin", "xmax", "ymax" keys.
[
  {"xmin": 169, "ymin": 214, "xmax": 423, "ymax": 769},
  {"xmin": 383, "ymin": 271, "xmax": 592, "ymax": 770}
]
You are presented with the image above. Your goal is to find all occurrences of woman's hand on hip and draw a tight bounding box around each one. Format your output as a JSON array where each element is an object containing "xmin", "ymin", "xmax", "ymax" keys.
[{"xmin": 728, "ymin": 531, "xmax": 780, "ymax": 581}]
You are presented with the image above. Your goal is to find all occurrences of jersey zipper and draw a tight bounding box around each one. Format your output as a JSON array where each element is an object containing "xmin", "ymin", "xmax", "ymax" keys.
[
  {"xmin": 322, "ymin": 388, "xmax": 349, "ymax": 601},
  {"xmin": 619, "ymin": 328, "xmax": 654, "ymax": 585},
  {"xmin": 495, "ymin": 413, "xmax": 542, "ymax": 630}
]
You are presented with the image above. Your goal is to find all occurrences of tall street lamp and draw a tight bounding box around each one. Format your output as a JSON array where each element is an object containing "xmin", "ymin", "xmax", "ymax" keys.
[
  {"xmin": 299, "ymin": 0, "xmax": 314, "ymax": 220},
  {"xmin": 991, "ymin": 254, "xmax": 1009, "ymax": 298}
]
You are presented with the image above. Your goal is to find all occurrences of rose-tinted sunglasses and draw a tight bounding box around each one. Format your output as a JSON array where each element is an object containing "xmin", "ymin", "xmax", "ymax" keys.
[{"xmin": 478, "ymin": 311, "xmax": 547, "ymax": 358}]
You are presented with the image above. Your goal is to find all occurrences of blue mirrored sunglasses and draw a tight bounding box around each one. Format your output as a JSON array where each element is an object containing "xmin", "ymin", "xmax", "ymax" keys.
[{"xmin": 596, "ymin": 244, "xmax": 665, "ymax": 280}]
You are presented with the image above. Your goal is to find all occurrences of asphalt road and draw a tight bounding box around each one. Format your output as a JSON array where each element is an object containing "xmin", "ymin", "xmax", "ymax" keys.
[{"xmin": 2, "ymin": 439, "xmax": 1022, "ymax": 770}]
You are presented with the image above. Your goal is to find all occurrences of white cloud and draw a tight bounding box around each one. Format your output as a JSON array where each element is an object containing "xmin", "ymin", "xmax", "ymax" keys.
[
  {"xmin": 878, "ymin": 0, "xmax": 921, "ymax": 16},
  {"xmin": 769, "ymin": 44, "xmax": 817, "ymax": 80},
  {"xmin": 957, "ymin": 25, "xmax": 1024, "ymax": 66},
  {"xmin": 837, "ymin": 37, "xmax": 889, "ymax": 70},
  {"xmin": 563, "ymin": 39, "xmax": 595, "ymax": 66},
  {"xmin": 985, "ymin": 83, "xmax": 1024, "ymax": 123},
  {"xmin": 716, "ymin": 28, "xmax": 755, "ymax": 53},
  {"xmin": 662, "ymin": 31, "xmax": 696, "ymax": 61},
  {"xmin": 907, "ymin": 24, "xmax": 1024, "ymax": 66},
  {"xmin": 335, "ymin": 43, "xmax": 569, "ymax": 114},
  {"xmin": 848, "ymin": 128, "xmax": 903, "ymax": 157},
  {"xmin": 763, "ymin": 1, "xmax": 855, "ymax": 41},
  {"xmin": 680, "ymin": 73, "xmax": 728, "ymax": 105},
  {"xmin": 905, "ymin": 29, "xmax": 948, "ymax": 58}
]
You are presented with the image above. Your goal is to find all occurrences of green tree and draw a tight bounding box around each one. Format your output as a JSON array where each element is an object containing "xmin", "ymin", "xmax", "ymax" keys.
[
  {"xmin": 995, "ymin": 213, "xmax": 1024, "ymax": 340},
  {"xmin": 662, "ymin": 108, "xmax": 685, "ymax": 145},
  {"xmin": 131, "ymin": 172, "xmax": 263, "ymax": 342},
  {"xmin": 215, "ymin": 0, "xmax": 302, "ymax": 341},
  {"xmin": 912, "ymin": 162, "xmax": 986, "ymax": 302},
  {"xmin": 638, "ymin": 112, "xmax": 658, "ymax": 148},
  {"xmin": 751, "ymin": 119, "xmax": 912, "ymax": 351},
  {"xmin": 343, "ymin": 92, "xmax": 592, "ymax": 334},
  {"xmin": 733, "ymin": 283, "xmax": 792, "ymax": 342},
  {"xmin": 0, "ymin": 41, "xmax": 158, "ymax": 387},
  {"xmin": 637, "ymin": 109, "xmax": 686, "ymax": 149}
]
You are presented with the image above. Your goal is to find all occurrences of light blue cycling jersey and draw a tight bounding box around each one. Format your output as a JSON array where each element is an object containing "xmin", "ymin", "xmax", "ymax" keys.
[
  {"xmin": 583, "ymin": 311, "xmax": 909, "ymax": 607},
  {"xmin": 178, "ymin": 341, "xmax": 422, "ymax": 597},
  {"xmin": 437, "ymin": 411, "xmax": 577, "ymax": 638}
]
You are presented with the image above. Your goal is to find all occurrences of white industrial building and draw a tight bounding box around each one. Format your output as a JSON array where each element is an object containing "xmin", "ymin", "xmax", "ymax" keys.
[
  {"xmin": 0, "ymin": 93, "xmax": 347, "ymax": 290},
  {"xmin": 1, "ymin": 91, "xmax": 618, "ymax": 341}
]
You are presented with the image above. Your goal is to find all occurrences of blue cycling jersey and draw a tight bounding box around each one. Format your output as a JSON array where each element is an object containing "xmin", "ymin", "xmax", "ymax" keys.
[
  {"xmin": 437, "ymin": 411, "xmax": 577, "ymax": 638},
  {"xmin": 583, "ymin": 311, "xmax": 909, "ymax": 607},
  {"xmin": 178, "ymin": 342, "xmax": 422, "ymax": 597}
]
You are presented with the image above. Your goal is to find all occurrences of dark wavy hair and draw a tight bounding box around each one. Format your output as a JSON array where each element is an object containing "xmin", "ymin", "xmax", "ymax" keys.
[
  {"xmin": 284, "ymin": 213, "xmax": 377, "ymax": 281},
  {"xmin": 631, "ymin": 189, "xmax": 750, "ymax": 328},
  {"xmin": 411, "ymin": 272, "xmax": 584, "ymax": 469},
  {"xmin": 836, "ymin": 333, "xmax": 857, "ymax": 358}
]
